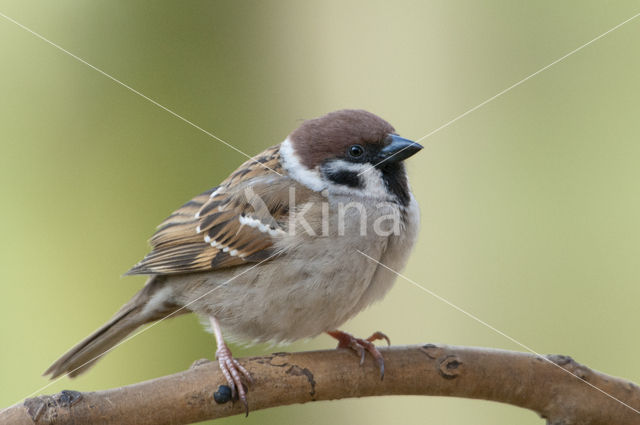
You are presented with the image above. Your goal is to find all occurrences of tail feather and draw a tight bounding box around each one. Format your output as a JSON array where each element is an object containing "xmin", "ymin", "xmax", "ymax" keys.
[
  {"xmin": 44, "ymin": 305, "xmax": 143, "ymax": 378},
  {"xmin": 44, "ymin": 276, "xmax": 185, "ymax": 379}
]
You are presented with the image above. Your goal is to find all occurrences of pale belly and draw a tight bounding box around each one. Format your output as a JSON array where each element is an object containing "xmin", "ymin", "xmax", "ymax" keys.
[{"xmin": 170, "ymin": 195, "xmax": 420, "ymax": 344}]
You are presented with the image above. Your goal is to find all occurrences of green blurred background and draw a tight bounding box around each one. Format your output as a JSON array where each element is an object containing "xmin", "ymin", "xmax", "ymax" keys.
[{"xmin": 1, "ymin": 1, "xmax": 639, "ymax": 424}]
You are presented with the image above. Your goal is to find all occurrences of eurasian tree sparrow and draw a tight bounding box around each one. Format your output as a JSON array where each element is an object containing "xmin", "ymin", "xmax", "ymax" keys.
[{"xmin": 45, "ymin": 109, "xmax": 423, "ymax": 411}]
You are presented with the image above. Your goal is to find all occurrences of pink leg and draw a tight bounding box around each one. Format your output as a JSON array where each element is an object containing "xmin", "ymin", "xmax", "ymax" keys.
[
  {"xmin": 327, "ymin": 330, "xmax": 390, "ymax": 379},
  {"xmin": 209, "ymin": 316, "xmax": 252, "ymax": 414}
]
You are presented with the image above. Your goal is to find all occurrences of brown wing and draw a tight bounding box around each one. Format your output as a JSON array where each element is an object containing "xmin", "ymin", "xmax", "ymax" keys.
[{"xmin": 126, "ymin": 145, "xmax": 294, "ymax": 275}]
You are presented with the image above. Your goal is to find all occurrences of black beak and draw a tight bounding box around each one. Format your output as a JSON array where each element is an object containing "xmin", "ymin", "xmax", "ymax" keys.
[{"xmin": 376, "ymin": 134, "xmax": 423, "ymax": 165}]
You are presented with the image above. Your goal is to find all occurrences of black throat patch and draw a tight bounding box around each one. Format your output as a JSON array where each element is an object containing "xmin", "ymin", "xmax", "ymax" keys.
[{"xmin": 378, "ymin": 162, "xmax": 410, "ymax": 206}]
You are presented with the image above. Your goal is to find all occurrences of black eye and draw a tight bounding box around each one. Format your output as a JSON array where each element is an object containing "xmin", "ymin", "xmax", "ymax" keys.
[{"xmin": 348, "ymin": 144, "xmax": 364, "ymax": 158}]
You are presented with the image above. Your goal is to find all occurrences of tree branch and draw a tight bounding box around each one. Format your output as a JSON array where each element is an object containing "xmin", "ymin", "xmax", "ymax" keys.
[{"xmin": 2, "ymin": 344, "xmax": 640, "ymax": 425}]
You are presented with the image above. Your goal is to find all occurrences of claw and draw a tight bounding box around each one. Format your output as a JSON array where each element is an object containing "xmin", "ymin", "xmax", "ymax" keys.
[
  {"xmin": 210, "ymin": 316, "xmax": 252, "ymax": 416},
  {"xmin": 327, "ymin": 330, "xmax": 389, "ymax": 380},
  {"xmin": 357, "ymin": 345, "xmax": 366, "ymax": 365},
  {"xmin": 367, "ymin": 331, "xmax": 391, "ymax": 346},
  {"xmin": 376, "ymin": 354, "xmax": 385, "ymax": 380},
  {"xmin": 234, "ymin": 358, "xmax": 254, "ymax": 385},
  {"xmin": 216, "ymin": 346, "xmax": 251, "ymax": 416}
]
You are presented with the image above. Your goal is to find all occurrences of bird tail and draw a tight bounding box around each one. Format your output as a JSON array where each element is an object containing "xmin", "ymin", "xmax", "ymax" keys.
[{"xmin": 44, "ymin": 276, "xmax": 184, "ymax": 379}]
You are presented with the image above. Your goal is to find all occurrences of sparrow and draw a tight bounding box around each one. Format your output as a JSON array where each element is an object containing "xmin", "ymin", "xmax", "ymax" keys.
[{"xmin": 45, "ymin": 109, "xmax": 422, "ymax": 412}]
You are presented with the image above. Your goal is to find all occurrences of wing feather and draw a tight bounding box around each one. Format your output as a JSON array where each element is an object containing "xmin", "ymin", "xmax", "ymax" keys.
[{"xmin": 126, "ymin": 145, "xmax": 310, "ymax": 275}]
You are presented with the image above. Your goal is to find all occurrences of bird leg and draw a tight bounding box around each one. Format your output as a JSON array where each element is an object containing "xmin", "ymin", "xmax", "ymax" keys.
[
  {"xmin": 209, "ymin": 316, "xmax": 253, "ymax": 414},
  {"xmin": 327, "ymin": 330, "xmax": 390, "ymax": 379}
]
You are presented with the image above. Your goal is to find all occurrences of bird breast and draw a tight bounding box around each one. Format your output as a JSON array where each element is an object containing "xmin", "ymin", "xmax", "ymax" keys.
[{"xmin": 171, "ymin": 192, "xmax": 420, "ymax": 345}]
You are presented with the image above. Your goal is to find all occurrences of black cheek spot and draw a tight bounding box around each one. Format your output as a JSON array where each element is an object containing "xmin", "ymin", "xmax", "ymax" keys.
[{"xmin": 325, "ymin": 169, "xmax": 362, "ymax": 188}]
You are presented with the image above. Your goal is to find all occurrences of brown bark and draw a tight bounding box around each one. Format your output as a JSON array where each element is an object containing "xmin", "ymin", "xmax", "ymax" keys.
[{"xmin": 2, "ymin": 344, "xmax": 639, "ymax": 425}]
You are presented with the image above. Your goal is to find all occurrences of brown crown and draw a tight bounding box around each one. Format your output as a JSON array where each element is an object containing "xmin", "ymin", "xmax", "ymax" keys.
[{"xmin": 289, "ymin": 109, "xmax": 395, "ymax": 168}]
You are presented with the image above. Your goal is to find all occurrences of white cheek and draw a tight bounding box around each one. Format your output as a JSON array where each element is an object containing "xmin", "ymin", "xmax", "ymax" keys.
[
  {"xmin": 360, "ymin": 169, "xmax": 390, "ymax": 199},
  {"xmin": 281, "ymin": 139, "xmax": 391, "ymax": 200},
  {"xmin": 280, "ymin": 137, "xmax": 325, "ymax": 192},
  {"xmin": 323, "ymin": 160, "xmax": 389, "ymax": 199}
]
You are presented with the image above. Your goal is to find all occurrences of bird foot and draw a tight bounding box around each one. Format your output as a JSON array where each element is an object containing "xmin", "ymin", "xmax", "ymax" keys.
[
  {"xmin": 215, "ymin": 343, "xmax": 253, "ymax": 415},
  {"xmin": 327, "ymin": 330, "xmax": 390, "ymax": 379}
]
